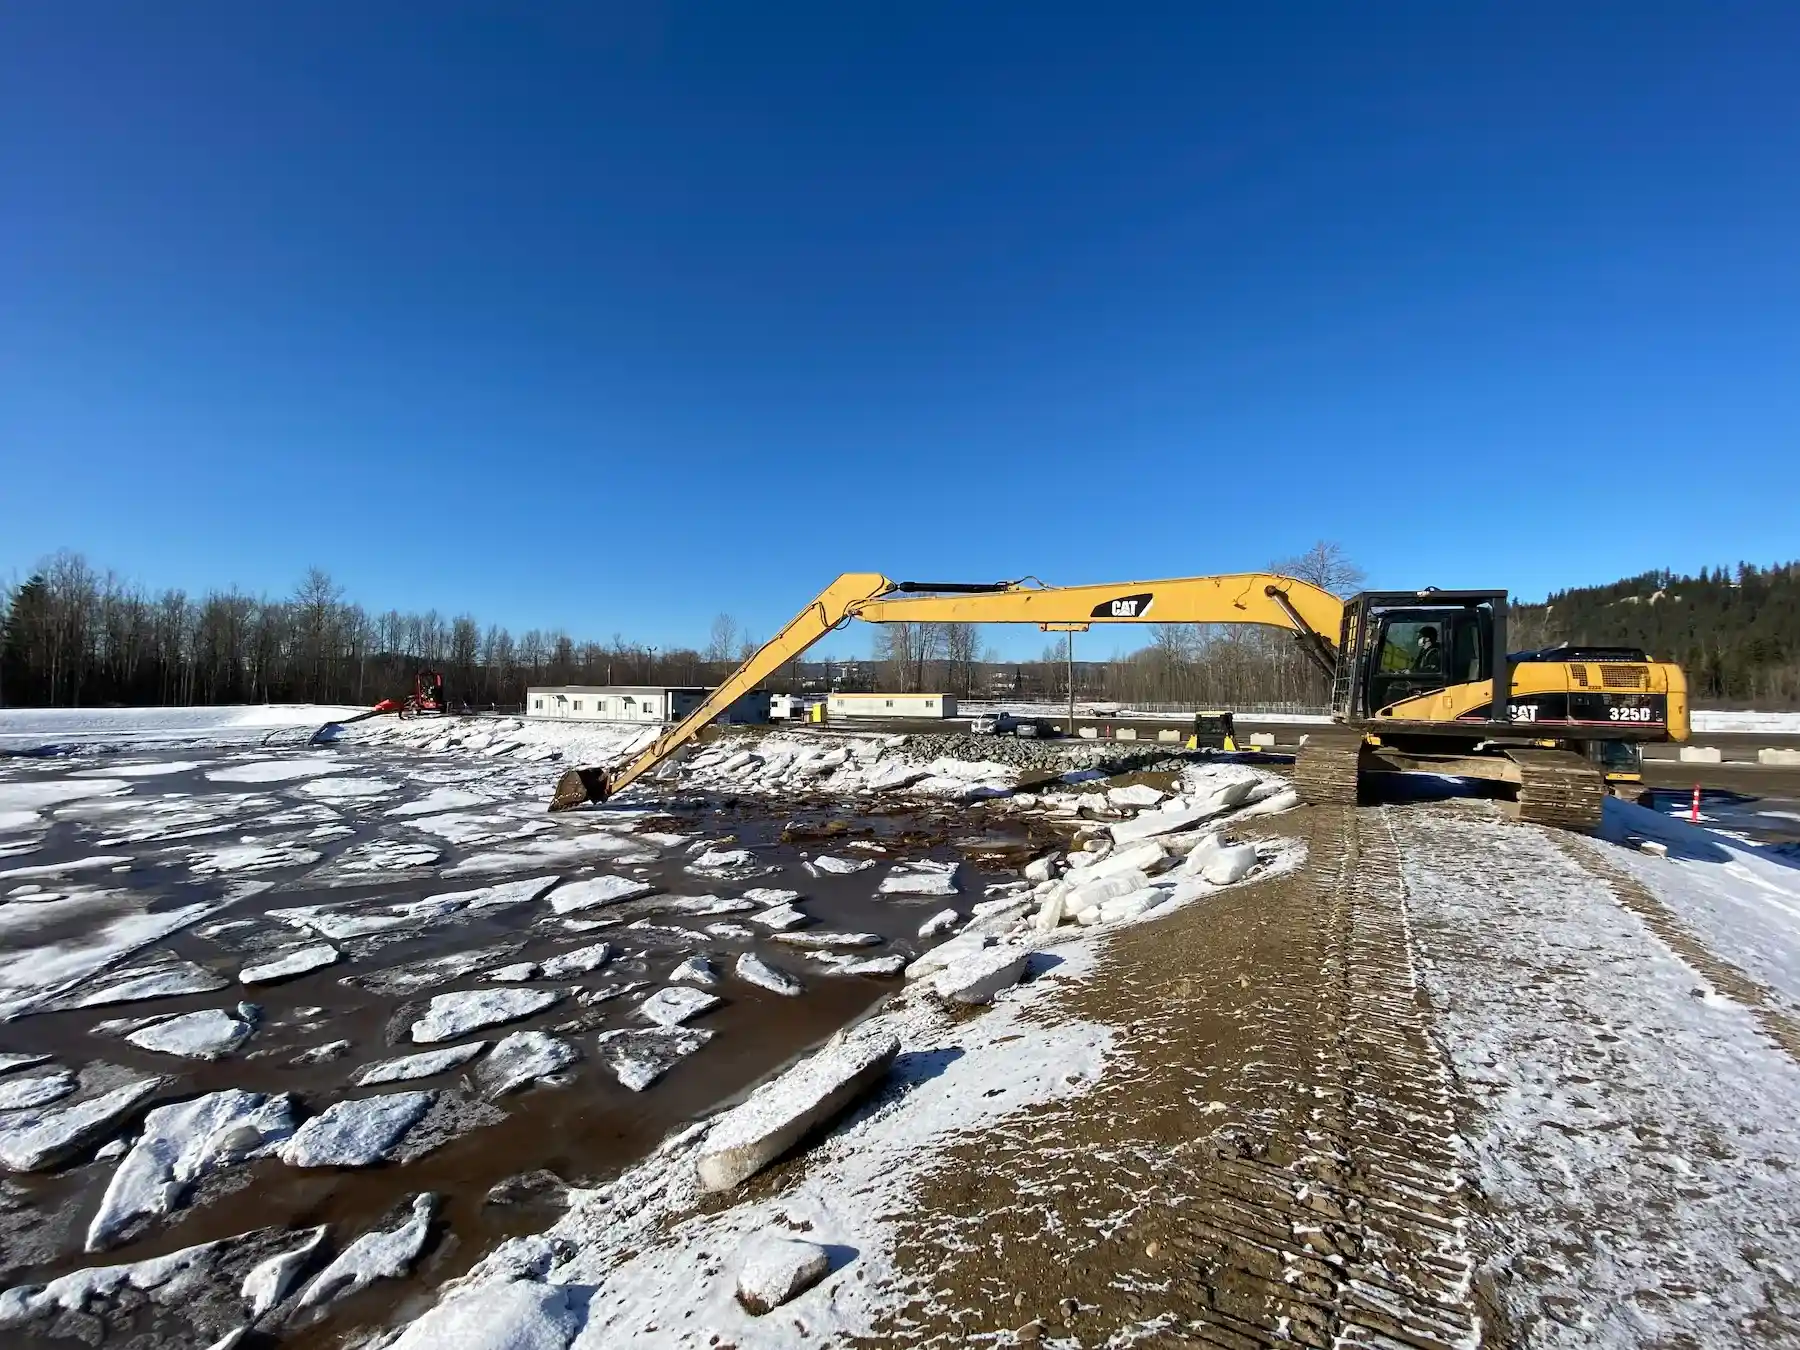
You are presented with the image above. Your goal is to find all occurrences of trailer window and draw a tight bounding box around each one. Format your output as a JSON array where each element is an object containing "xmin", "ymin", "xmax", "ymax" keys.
[
  {"xmin": 573, "ymin": 700, "xmax": 582, "ymax": 711},
  {"xmin": 533, "ymin": 698, "xmax": 542, "ymax": 710}
]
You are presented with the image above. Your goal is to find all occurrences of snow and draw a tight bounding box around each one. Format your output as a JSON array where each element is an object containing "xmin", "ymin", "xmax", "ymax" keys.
[
  {"xmin": 1400, "ymin": 809, "xmax": 1800, "ymax": 1345},
  {"xmin": 294, "ymin": 1192, "xmax": 437, "ymax": 1308},
  {"xmin": 124, "ymin": 1007, "xmax": 256, "ymax": 1059},
  {"xmin": 639, "ymin": 985, "xmax": 723, "ymax": 1028},
  {"xmin": 85, "ymin": 1089, "xmax": 297, "ymax": 1250},
  {"xmin": 1690, "ymin": 709, "xmax": 1800, "ymax": 734},
  {"xmin": 412, "ymin": 988, "xmax": 562, "ymax": 1043},
  {"xmin": 0, "ymin": 1069, "xmax": 76, "ymax": 1111},
  {"xmin": 386, "ymin": 1277, "xmax": 584, "ymax": 1350},
  {"xmin": 877, "ymin": 860, "xmax": 960, "ymax": 897},
  {"xmin": 0, "ymin": 1075, "xmax": 169, "ymax": 1171},
  {"xmin": 695, "ymin": 1029, "xmax": 900, "ymax": 1192},
  {"xmin": 548, "ymin": 874, "xmax": 656, "ymax": 914},
  {"xmin": 1594, "ymin": 798, "xmax": 1800, "ymax": 1014},
  {"xmin": 478, "ymin": 1032, "xmax": 580, "ymax": 1097},
  {"xmin": 354, "ymin": 1043, "xmax": 488, "ymax": 1087},
  {"xmin": 735, "ymin": 953, "xmax": 803, "ymax": 997},
  {"xmin": 277, "ymin": 1092, "xmax": 436, "ymax": 1167},
  {"xmin": 240, "ymin": 1224, "xmax": 329, "ymax": 1316},
  {"xmin": 239, "ymin": 943, "xmax": 340, "ymax": 985},
  {"xmin": 735, "ymin": 1233, "xmax": 830, "ymax": 1314},
  {"xmin": 595, "ymin": 1027, "xmax": 714, "ymax": 1091},
  {"xmin": 0, "ymin": 704, "xmax": 361, "ymax": 750},
  {"xmin": 205, "ymin": 758, "xmax": 344, "ymax": 784}
]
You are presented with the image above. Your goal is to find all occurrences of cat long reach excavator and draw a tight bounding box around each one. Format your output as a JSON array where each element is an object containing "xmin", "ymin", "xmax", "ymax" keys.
[{"xmin": 549, "ymin": 572, "xmax": 1689, "ymax": 832}]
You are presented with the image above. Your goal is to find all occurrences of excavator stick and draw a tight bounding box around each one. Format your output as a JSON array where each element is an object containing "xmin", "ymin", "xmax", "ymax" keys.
[{"xmin": 547, "ymin": 572, "xmax": 899, "ymax": 810}]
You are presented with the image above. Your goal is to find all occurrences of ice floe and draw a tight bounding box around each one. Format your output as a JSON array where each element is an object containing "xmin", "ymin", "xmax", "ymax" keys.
[
  {"xmin": 124, "ymin": 1007, "xmax": 257, "ymax": 1059},
  {"xmin": 298, "ymin": 775, "xmax": 399, "ymax": 800},
  {"xmin": 547, "ymin": 874, "xmax": 655, "ymax": 914},
  {"xmin": 771, "ymin": 930, "xmax": 882, "ymax": 949},
  {"xmin": 735, "ymin": 953, "xmax": 803, "ymax": 996},
  {"xmin": 695, "ymin": 1029, "xmax": 899, "ymax": 1191},
  {"xmin": 385, "ymin": 786, "xmax": 493, "ymax": 817},
  {"xmin": 240, "ymin": 1224, "xmax": 329, "ymax": 1316},
  {"xmin": 278, "ymin": 1092, "xmax": 435, "ymax": 1167},
  {"xmin": 239, "ymin": 943, "xmax": 340, "ymax": 985},
  {"xmin": 747, "ymin": 903, "xmax": 808, "ymax": 931},
  {"xmin": 0, "ymin": 1074, "xmax": 169, "ymax": 1171},
  {"xmin": 736, "ymin": 1232, "xmax": 831, "ymax": 1314},
  {"xmin": 0, "ymin": 1069, "xmax": 76, "ymax": 1111},
  {"xmin": 411, "ymin": 988, "xmax": 562, "ymax": 1042},
  {"xmin": 353, "ymin": 1043, "xmax": 487, "ymax": 1087},
  {"xmin": 638, "ymin": 985, "xmax": 722, "ymax": 1027},
  {"xmin": 188, "ymin": 841, "xmax": 323, "ymax": 875},
  {"xmin": 670, "ymin": 955, "xmax": 721, "ymax": 987},
  {"xmin": 205, "ymin": 759, "xmax": 343, "ymax": 785},
  {"xmin": 86, "ymin": 1089, "xmax": 297, "ymax": 1250},
  {"xmin": 293, "ymin": 1192, "xmax": 436, "ymax": 1308},
  {"xmin": 806, "ymin": 854, "xmax": 875, "ymax": 876},
  {"xmin": 384, "ymin": 1277, "xmax": 582, "ymax": 1350},
  {"xmin": 877, "ymin": 859, "xmax": 959, "ymax": 897},
  {"xmin": 595, "ymin": 1027, "xmax": 713, "ymax": 1091},
  {"xmin": 477, "ymin": 1032, "xmax": 579, "ymax": 1098}
]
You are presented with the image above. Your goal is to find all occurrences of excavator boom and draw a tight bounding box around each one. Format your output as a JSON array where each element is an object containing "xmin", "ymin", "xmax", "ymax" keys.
[{"xmin": 550, "ymin": 571, "xmax": 1341, "ymax": 809}]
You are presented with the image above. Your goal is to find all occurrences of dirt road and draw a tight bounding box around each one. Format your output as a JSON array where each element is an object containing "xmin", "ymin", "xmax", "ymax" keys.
[{"xmin": 856, "ymin": 799, "xmax": 1800, "ymax": 1347}]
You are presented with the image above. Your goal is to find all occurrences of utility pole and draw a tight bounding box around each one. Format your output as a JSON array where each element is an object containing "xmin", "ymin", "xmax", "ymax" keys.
[{"xmin": 1039, "ymin": 623, "xmax": 1089, "ymax": 734}]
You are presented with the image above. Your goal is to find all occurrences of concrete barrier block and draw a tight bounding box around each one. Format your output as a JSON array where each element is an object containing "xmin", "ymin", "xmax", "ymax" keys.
[
  {"xmin": 1157, "ymin": 729, "xmax": 1181, "ymax": 743},
  {"xmin": 1078, "ymin": 726, "xmax": 1099, "ymax": 740},
  {"xmin": 1249, "ymin": 732, "xmax": 1276, "ymax": 749},
  {"xmin": 1759, "ymin": 747, "xmax": 1800, "ymax": 766},
  {"xmin": 1679, "ymin": 746, "xmax": 1723, "ymax": 764},
  {"xmin": 1114, "ymin": 728, "xmax": 1138, "ymax": 741}
]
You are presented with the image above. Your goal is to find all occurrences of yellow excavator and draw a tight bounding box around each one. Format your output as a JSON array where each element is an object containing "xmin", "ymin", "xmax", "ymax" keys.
[{"xmin": 550, "ymin": 572, "xmax": 1689, "ymax": 831}]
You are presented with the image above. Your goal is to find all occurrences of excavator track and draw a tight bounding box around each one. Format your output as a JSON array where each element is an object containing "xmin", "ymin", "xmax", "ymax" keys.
[
  {"xmin": 1291, "ymin": 726, "xmax": 1366, "ymax": 806},
  {"xmin": 1503, "ymin": 746, "xmax": 1606, "ymax": 833}
]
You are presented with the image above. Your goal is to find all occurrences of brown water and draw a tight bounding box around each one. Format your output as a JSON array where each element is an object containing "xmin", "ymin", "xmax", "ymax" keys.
[{"xmin": 0, "ymin": 743, "xmax": 1043, "ymax": 1346}]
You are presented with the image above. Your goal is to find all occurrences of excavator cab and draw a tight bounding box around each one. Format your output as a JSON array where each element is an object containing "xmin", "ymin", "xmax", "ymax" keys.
[{"xmin": 1333, "ymin": 592, "xmax": 1506, "ymax": 724}]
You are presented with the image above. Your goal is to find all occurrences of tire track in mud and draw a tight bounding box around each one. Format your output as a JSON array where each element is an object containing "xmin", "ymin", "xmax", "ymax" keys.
[{"xmin": 865, "ymin": 807, "xmax": 1479, "ymax": 1348}]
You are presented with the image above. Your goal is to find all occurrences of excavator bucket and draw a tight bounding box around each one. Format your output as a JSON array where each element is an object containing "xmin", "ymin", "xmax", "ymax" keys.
[{"xmin": 550, "ymin": 766, "xmax": 610, "ymax": 812}]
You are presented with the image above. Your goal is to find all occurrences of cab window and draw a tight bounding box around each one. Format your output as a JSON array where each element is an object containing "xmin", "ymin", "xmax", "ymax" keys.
[{"xmin": 1378, "ymin": 621, "xmax": 1444, "ymax": 674}]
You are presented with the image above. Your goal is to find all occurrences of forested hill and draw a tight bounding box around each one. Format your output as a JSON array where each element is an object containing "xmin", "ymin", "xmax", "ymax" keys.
[{"xmin": 1513, "ymin": 562, "xmax": 1800, "ymax": 706}]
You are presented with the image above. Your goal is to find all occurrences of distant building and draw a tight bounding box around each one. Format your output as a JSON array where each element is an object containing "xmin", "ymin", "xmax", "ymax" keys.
[
  {"xmin": 525, "ymin": 685, "xmax": 769, "ymax": 725},
  {"xmin": 826, "ymin": 693, "xmax": 956, "ymax": 720}
]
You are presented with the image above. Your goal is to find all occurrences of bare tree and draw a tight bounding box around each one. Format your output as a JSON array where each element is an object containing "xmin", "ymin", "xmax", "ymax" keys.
[
  {"xmin": 943, "ymin": 623, "xmax": 979, "ymax": 696},
  {"xmin": 1275, "ymin": 541, "xmax": 1367, "ymax": 598}
]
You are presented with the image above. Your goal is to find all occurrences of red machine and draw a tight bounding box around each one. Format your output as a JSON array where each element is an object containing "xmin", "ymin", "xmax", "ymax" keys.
[{"xmin": 371, "ymin": 669, "xmax": 449, "ymax": 718}]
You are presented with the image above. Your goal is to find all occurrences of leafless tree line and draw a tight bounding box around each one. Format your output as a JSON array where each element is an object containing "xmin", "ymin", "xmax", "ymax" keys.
[{"xmin": 1, "ymin": 542, "xmax": 1366, "ymax": 711}]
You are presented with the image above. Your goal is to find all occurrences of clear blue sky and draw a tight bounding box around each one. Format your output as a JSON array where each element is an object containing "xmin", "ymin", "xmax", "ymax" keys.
[{"xmin": 4, "ymin": 3, "xmax": 1798, "ymax": 658}]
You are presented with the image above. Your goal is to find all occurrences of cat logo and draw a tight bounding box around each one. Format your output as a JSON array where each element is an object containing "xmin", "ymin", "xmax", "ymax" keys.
[{"xmin": 1091, "ymin": 592, "xmax": 1154, "ymax": 620}]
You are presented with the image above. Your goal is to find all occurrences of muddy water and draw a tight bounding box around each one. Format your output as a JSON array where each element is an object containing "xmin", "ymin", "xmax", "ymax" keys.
[{"xmin": 0, "ymin": 742, "xmax": 1034, "ymax": 1346}]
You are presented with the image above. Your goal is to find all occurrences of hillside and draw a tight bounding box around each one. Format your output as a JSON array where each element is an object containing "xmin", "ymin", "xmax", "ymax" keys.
[{"xmin": 1514, "ymin": 562, "xmax": 1800, "ymax": 706}]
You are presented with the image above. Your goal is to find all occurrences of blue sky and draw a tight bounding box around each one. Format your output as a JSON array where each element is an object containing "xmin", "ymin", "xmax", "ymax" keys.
[{"xmin": 4, "ymin": 3, "xmax": 1798, "ymax": 658}]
